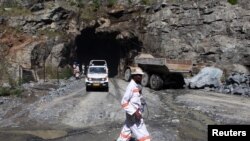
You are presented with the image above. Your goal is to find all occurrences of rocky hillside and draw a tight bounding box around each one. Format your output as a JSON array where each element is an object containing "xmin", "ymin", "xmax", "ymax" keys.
[
  {"xmin": 141, "ymin": 0, "xmax": 250, "ymax": 74},
  {"xmin": 0, "ymin": 0, "xmax": 249, "ymax": 85}
]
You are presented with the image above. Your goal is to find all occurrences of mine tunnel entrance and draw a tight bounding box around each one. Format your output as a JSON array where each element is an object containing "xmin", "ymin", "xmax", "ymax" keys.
[{"xmin": 75, "ymin": 27, "xmax": 142, "ymax": 77}]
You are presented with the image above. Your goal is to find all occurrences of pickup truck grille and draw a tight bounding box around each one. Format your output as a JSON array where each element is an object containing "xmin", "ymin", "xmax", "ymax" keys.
[{"xmin": 92, "ymin": 78, "xmax": 102, "ymax": 81}]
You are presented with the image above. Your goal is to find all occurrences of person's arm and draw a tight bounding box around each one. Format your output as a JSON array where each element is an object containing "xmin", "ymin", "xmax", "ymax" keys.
[
  {"xmin": 129, "ymin": 87, "xmax": 142, "ymax": 119},
  {"xmin": 121, "ymin": 87, "xmax": 141, "ymax": 115}
]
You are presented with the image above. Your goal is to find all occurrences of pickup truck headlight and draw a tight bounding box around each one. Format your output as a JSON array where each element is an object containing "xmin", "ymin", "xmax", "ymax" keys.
[
  {"xmin": 88, "ymin": 78, "xmax": 92, "ymax": 81},
  {"xmin": 102, "ymin": 77, "xmax": 108, "ymax": 81}
]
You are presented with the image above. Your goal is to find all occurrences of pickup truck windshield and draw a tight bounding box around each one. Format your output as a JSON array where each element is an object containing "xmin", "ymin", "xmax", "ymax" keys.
[{"xmin": 89, "ymin": 67, "xmax": 106, "ymax": 74}]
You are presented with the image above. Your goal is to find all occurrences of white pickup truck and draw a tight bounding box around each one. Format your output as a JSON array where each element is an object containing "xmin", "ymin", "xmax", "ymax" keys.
[{"xmin": 85, "ymin": 60, "xmax": 109, "ymax": 92}]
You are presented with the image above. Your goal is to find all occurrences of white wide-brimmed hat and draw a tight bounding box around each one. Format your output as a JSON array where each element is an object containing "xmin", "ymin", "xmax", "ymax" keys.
[{"xmin": 131, "ymin": 67, "xmax": 144, "ymax": 75}]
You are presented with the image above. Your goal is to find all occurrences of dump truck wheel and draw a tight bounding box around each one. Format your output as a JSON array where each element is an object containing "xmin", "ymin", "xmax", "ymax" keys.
[
  {"xmin": 150, "ymin": 74, "xmax": 163, "ymax": 90},
  {"xmin": 141, "ymin": 72, "xmax": 150, "ymax": 87},
  {"xmin": 124, "ymin": 68, "xmax": 131, "ymax": 81}
]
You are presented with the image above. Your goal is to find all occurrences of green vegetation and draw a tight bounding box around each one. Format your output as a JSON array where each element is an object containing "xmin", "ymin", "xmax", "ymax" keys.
[
  {"xmin": 228, "ymin": 0, "xmax": 238, "ymax": 5},
  {"xmin": 0, "ymin": 87, "xmax": 23, "ymax": 97},
  {"xmin": 38, "ymin": 28, "xmax": 71, "ymax": 42},
  {"xmin": 93, "ymin": 0, "xmax": 101, "ymax": 10},
  {"xmin": 45, "ymin": 65, "xmax": 59, "ymax": 79},
  {"xmin": 78, "ymin": 6, "xmax": 98, "ymax": 21},
  {"xmin": 45, "ymin": 65, "xmax": 73, "ymax": 79},
  {"xmin": 0, "ymin": 5, "xmax": 31, "ymax": 16},
  {"xmin": 69, "ymin": 0, "xmax": 85, "ymax": 8},
  {"xmin": 59, "ymin": 66, "xmax": 73, "ymax": 79},
  {"xmin": 107, "ymin": 0, "xmax": 117, "ymax": 7},
  {"xmin": 128, "ymin": 0, "xmax": 132, "ymax": 5},
  {"xmin": 38, "ymin": 29, "xmax": 66, "ymax": 39},
  {"xmin": 141, "ymin": 0, "xmax": 153, "ymax": 5}
]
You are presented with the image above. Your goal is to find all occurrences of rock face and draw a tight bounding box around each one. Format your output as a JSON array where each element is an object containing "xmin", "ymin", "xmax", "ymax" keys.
[
  {"xmin": 141, "ymin": 0, "xmax": 250, "ymax": 73},
  {"xmin": 7, "ymin": 6, "xmax": 73, "ymax": 33},
  {"xmin": 0, "ymin": 2, "xmax": 74, "ymax": 84},
  {"xmin": 0, "ymin": 0, "xmax": 42, "ymax": 8},
  {"xmin": 0, "ymin": 0, "xmax": 250, "ymax": 85}
]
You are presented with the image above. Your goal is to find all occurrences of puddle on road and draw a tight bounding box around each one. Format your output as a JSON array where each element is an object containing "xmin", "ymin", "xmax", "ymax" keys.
[{"xmin": 0, "ymin": 130, "xmax": 67, "ymax": 139}]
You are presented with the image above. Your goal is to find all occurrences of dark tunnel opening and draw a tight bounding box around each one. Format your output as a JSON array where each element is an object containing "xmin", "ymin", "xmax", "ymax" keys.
[{"xmin": 75, "ymin": 27, "xmax": 142, "ymax": 77}]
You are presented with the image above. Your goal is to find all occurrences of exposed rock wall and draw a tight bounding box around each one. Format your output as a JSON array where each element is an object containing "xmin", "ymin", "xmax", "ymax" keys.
[
  {"xmin": 140, "ymin": 0, "xmax": 250, "ymax": 73},
  {"xmin": 0, "ymin": 1, "xmax": 74, "ymax": 83},
  {"xmin": 0, "ymin": 0, "xmax": 42, "ymax": 8},
  {"xmin": 0, "ymin": 0, "xmax": 250, "ymax": 85}
]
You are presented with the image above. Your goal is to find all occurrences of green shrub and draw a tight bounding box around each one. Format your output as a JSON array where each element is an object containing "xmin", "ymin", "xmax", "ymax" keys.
[
  {"xmin": 59, "ymin": 67, "xmax": 73, "ymax": 79},
  {"xmin": 0, "ymin": 87, "xmax": 9, "ymax": 96},
  {"xmin": 45, "ymin": 65, "xmax": 73, "ymax": 79},
  {"xmin": 79, "ymin": 6, "xmax": 97, "ymax": 21},
  {"xmin": 69, "ymin": 0, "xmax": 84, "ymax": 7},
  {"xmin": 141, "ymin": 0, "xmax": 153, "ymax": 5},
  {"xmin": 128, "ymin": 0, "xmax": 132, "ymax": 5},
  {"xmin": 38, "ymin": 29, "xmax": 64, "ymax": 38},
  {"xmin": 1, "ymin": 1, "xmax": 18, "ymax": 7},
  {"xmin": 0, "ymin": 87, "xmax": 23, "ymax": 97},
  {"xmin": 76, "ymin": 0, "xmax": 85, "ymax": 8},
  {"xmin": 9, "ymin": 88, "xmax": 23, "ymax": 96},
  {"xmin": 228, "ymin": 0, "xmax": 237, "ymax": 5},
  {"xmin": 45, "ymin": 65, "xmax": 58, "ymax": 79},
  {"xmin": 93, "ymin": 0, "xmax": 100, "ymax": 10},
  {"xmin": 0, "ymin": 6, "xmax": 31, "ymax": 16},
  {"xmin": 107, "ymin": 0, "xmax": 117, "ymax": 7}
]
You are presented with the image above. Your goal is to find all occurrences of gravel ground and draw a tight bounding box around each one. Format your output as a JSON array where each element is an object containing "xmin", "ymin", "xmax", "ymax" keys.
[{"xmin": 0, "ymin": 77, "xmax": 250, "ymax": 141}]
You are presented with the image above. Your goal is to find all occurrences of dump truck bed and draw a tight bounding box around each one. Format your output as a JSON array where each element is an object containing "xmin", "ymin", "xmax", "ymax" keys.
[
  {"xmin": 165, "ymin": 59, "xmax": 193, "ymax": 73},
  {"xmin": 134, "ymin": 56, "xmax": 193, "ymax": 73}
]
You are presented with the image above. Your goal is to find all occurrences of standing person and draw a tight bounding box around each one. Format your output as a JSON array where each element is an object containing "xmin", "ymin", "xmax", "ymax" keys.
[
  {"xmin": 73, "ymin": 62, "xmax": 80, "ymax": 79},
  {"xmin": 81, "ymin": 64, "xmax": 85, "ymax": 76},
  {"xmin": 117, "ymin": 68, "xmax": 151, "ymax": 141}
]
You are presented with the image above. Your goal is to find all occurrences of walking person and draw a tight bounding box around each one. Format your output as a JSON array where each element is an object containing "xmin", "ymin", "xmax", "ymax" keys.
[
  {"xmin": 73, "ymin": 62, "xmax": 80, "ymax": 79},
  {"xmin": 117, "ymin": 68, "xmax": 151, "ymax": 141}
]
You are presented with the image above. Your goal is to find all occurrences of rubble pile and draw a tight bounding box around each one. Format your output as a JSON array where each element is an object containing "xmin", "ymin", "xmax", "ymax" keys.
[
  {"xmin": 186, "ymin": 67, "xmax": 250, "ymax": 96},
  {"xmin": 217, "ymin": 72, "xmax": 250, "ymax": 96},
  {"xmin": 187, "ymin": 67, "xmax": 223, "ymax": 89}
]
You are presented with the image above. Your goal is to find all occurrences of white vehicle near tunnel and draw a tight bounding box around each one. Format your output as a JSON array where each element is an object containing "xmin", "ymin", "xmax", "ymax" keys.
[{"xmin": 85, "ymin": 60, "xmax": 109, "ymax": 92}]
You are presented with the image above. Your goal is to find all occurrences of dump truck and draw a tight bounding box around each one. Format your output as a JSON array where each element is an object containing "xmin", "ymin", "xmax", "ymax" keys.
[{"xmin": 123, "ymin": 53, "xmax": 193, "ymax": 90}]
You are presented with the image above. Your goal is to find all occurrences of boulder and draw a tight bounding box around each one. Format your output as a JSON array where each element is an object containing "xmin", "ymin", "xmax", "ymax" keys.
[{"xmin": 188, "ymin": 67, "xmax": 223, "ymax": 88}]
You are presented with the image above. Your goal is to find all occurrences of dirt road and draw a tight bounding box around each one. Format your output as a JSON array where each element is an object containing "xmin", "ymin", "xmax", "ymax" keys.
[{"xmin": 0, "ymin": 78, "xmax": 250, "ymax": 141}]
